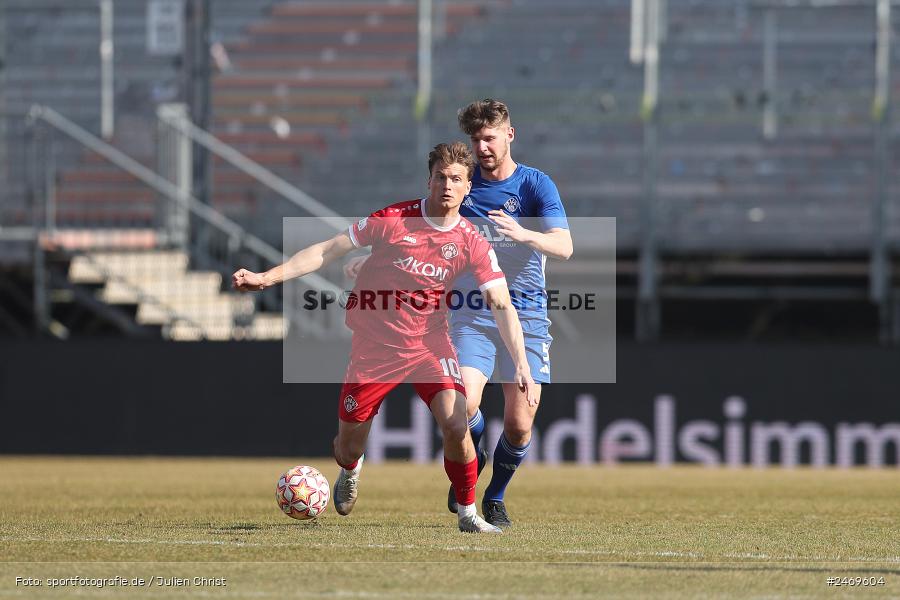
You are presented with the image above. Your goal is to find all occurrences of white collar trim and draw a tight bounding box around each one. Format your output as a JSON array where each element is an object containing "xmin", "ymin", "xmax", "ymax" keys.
[{"xmin": 420, "ymin": 198, "xmax": 460, "ymax": 232}]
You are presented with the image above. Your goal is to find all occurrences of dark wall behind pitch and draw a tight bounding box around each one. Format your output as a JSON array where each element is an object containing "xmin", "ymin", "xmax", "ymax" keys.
[{"xmin": 0, "ymin": 340, "xmax": 898, "ymax": 462}]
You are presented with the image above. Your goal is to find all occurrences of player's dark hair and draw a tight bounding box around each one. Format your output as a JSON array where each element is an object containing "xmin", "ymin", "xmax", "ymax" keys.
[
  {"xmin": 428, "ymin": 141, "xmax": 475, "ymax": 180},
  {"xmin": 457, "ymin": 98, "xmax": 511, "ymax": 135}
]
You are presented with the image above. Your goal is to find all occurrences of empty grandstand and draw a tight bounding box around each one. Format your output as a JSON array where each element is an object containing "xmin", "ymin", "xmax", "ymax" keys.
[{"xmin": 0, "ymin": 0, "xmax": 897, "ymax": 341}]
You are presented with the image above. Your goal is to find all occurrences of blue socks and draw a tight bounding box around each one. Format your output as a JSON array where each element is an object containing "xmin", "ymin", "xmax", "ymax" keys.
[
  {"xmin": 484, "ymin": 433, "xmax": 530, "ymax": 502},
  {"xmin": 468, "ymin": 409, "xmax": 486, "ymax": 449},
  {"xmin": 467, "ymin": 409, "xmax": 530, "ymax": 501}
]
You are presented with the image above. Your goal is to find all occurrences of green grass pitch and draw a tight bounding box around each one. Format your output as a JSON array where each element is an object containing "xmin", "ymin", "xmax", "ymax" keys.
[{"xmin": 1, "ymin": 457, "xmax": 898, "ymax": 598}]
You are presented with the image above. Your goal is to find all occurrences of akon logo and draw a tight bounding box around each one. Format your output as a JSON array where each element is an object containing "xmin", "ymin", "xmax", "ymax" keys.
[{"xmin": 392, "ymin": 256, "xmax": 450, "ymax": 281}]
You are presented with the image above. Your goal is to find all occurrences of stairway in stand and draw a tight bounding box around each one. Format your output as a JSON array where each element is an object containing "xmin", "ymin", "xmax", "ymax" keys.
[
  {"xmin": 45, "ymin": 1, "xmax": 488, "ymax": 341},
  {"xmin": 66, "ymin": 247, "xmax": 284, "ymax": 341}
]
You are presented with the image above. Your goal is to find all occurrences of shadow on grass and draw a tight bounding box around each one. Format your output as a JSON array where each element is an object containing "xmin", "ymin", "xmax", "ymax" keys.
[
  {"xmin": 202, "ymin": 519, "xmax": 451, "ymax": 537},
  {"xmin": 218, "ymin": 523, "xmax": 262, "ymax": 531},
  {"xmin": 205, "ymin": 522, "xmax": 319, "ymax": 534}
]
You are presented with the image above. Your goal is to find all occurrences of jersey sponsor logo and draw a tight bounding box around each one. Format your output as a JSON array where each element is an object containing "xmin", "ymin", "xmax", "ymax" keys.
[
  {"xmin": 402, "ymin": 235, "xmax": 417, "ymax": 244},
  {"xmin": 344, "ymin": 395, "xmax": 358, "ymax": 413},
  {"xmin": 504, "ymin": 197, "xmax": 521, "ymax": 213},
  {"xmin": 440, "ymin": 242, "xmax": 458, "ymax": 260},
  {"xmin": 392, "ymin": 256, "xmax": 450, "ymax": 281},
  {"xmin": 472, "ymin": 223, "xmax": 511, "ymax": 243},
  {"xmin": 357, "ymin": 217, "xmax": 368, "ymax": 231},
  {"xmin": 473, "ymin": 223, "xmax": 518, "ymax": 248}
]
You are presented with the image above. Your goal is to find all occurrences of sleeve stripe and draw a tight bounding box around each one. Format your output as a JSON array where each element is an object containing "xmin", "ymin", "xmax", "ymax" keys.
[
  {"xmin": 347, "ymin": 225, "xmax": 361, "ymax": 248},
  {"xmin": 478, "ymin": 277, "xmax": 507, "ymax": 293}
]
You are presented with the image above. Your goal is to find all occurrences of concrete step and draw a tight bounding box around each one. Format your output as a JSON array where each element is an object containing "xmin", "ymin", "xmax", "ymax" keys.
[
  {"xmin": 136, "ymin": 295, "xmax": 254, "ymax": 326},
  {"xmin": 102, "ymin": 272, "xmax": 223, "ymax": 304},
  {"xmin": 69, "ymin": 250, "xmax": 189, "ymax": 283}
]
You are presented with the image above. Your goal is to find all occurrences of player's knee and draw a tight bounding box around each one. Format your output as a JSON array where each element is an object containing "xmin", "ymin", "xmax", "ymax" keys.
[
  {"xmin": 503, "ymin": 422, "xmax": 532, "ymax": 447},
  {"xmin": 465, "ymin": 399, "xmax": 481, "ymax": 419},
  {"xmin": 440, "ymin": 419, "xmax": 469, "ymax": 445}
]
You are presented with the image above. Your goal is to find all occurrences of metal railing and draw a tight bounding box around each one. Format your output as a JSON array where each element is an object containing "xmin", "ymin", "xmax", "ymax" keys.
[
  {"xmin": 26, "ymin": 105, "xmax": 348, "ymax": 340},
  {"xmin": 157, "ymin": 106, "xmax": 350, "ymax": 231}
]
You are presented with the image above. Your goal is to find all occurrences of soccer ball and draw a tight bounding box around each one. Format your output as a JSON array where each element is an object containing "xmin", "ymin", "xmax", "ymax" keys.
[{"xmin": 276, "ymin": 465, "xmax": 330, "ymax": 520}]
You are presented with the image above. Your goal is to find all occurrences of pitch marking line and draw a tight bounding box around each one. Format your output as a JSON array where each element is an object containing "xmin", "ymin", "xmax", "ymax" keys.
[{"xmin": 2, "ymin": 536, "xmax": 899, "ymax": 564}]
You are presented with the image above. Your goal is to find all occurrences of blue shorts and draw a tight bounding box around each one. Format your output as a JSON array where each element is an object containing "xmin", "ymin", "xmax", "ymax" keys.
[{"xmin": 450, "ymin": 321, "xmax": 552, "ymax": 384}]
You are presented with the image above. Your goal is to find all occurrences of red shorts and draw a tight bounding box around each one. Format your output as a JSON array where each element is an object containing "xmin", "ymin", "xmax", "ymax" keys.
[{"xmin": 338, "ymin": 334, "xmax": 467, "ymax": 422}]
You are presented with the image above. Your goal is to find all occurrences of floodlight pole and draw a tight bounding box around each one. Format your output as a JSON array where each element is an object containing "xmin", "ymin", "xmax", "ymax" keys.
[
  {"xmin": 185, "ymin": 0, "xmax": 211, "ymax": 207},
  {"xmin": 762, "ymin": 9, "xmax": 778, "ymax": 140},
  {"xmin": 157, "ymin": 103, "xmax": 192, "ymax": 250},
  {"xmin": 636, "ymin": 0, "xmax": 661, "ymax": 341},
  {"xmin": 184, "ymin": 0, "xmax": 212, "ymax": 267},
  {"xmin": 870, "ymin": 0, "xmax": 892, "ymax": 342},
  {"xmin": 416, "ymin": 0, "xmax": 433, "ymax": 159},
  {"xmin": 630, "ymin": 0, "xmax": 645, "ymax": 64},
  {"xmin": 26, "ymin": 121, "xmax": 49, "ymax": 335},
  {"xmin": 99, "ymin": 0, "xmax": 114, "ymax": 140}
]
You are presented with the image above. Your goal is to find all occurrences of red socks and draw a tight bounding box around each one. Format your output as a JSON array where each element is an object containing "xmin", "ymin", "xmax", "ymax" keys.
[
  {"xmin": 335, "ymin": 455, "xmax": 359, "ymax": 471},
  {"xmin": 444, "ymin": 456, "xmax": 478, "ymax": 506}
]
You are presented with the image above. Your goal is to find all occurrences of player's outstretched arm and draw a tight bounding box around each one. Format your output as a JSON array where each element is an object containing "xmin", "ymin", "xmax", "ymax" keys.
[
  {"xmin": 232, "ymin": 231, "xmax": 356, "ymax": 291},
  {"xmin": 484, "ymin": 283, "xmax": 538, "ymax": 406}
]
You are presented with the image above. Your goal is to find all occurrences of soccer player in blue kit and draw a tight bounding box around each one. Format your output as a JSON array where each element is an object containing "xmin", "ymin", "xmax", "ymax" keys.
[
  {"xmin": 448, "ymin": 99, "xmax": 572, "ymax": 527},
  {"xmin": 345, "ymin": 99, "xmax": 572, "ymax": 527}
]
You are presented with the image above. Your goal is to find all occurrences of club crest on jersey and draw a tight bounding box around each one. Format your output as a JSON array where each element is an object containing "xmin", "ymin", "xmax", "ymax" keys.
[
  {"xmin": 441, "ymin": 243, "xmax": 459, "ymax": 260},
  {"xmin": 344, "ymin": 395, "xmax": 358, "ymax": 413},
  {"xmin": 357, "ymin": 217, "xmax": 368, "ymax": 230},
  {"xmin": 503, "ymin": 197, "xmax": 520, "ymax": 213}
]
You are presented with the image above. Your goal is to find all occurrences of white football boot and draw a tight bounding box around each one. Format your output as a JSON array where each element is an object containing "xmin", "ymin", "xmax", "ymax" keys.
[
  {"xmin": 457, "ymin": 503, "xmax": 502, "ymax": 533},
  {"xmin": 334, "ymin": 454, "xmax": 364, "ymax": 516}
]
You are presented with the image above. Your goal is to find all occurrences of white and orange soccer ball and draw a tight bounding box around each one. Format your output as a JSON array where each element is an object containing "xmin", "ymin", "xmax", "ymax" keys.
[{"xmin": 275, "ymin": 465, "xmax": 330, "ymax": 520}]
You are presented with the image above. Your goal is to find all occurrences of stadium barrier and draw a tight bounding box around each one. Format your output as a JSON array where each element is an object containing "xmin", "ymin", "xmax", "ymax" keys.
[{"xmin": 0, "ymin": 341, "xmax": 897, "ymax": 467}]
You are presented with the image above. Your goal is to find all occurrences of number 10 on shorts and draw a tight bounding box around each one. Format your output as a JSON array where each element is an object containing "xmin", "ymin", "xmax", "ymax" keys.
[{"xmin": 440, "ymin": 357, "xmax": 462, "ymax": 379}]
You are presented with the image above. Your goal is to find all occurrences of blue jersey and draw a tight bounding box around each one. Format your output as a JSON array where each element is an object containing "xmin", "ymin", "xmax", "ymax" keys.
[{"xmin": 450, "ymin": 163, "xmax": 568, "ymax": 333}]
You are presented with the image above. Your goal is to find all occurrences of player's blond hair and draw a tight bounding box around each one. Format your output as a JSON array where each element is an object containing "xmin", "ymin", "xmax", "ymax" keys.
[
  {"xmin": 428, "ymin": 141, "xmax": 476, "ymax": 180},
  {"xmin": 457, "ymin": 98, "xmax": 511, "ymax": 135}
]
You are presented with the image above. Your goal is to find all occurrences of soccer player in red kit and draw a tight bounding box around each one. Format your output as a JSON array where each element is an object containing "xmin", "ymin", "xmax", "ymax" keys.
[{"xmin": 233, "ymin": 142, "xmax": 536, "ymax": 533}]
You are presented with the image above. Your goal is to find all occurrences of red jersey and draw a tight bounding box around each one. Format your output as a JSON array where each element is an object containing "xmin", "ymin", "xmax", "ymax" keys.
[{"xmin": 346, "ymin": 198, "xmax": 506, "ymax": 348}]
